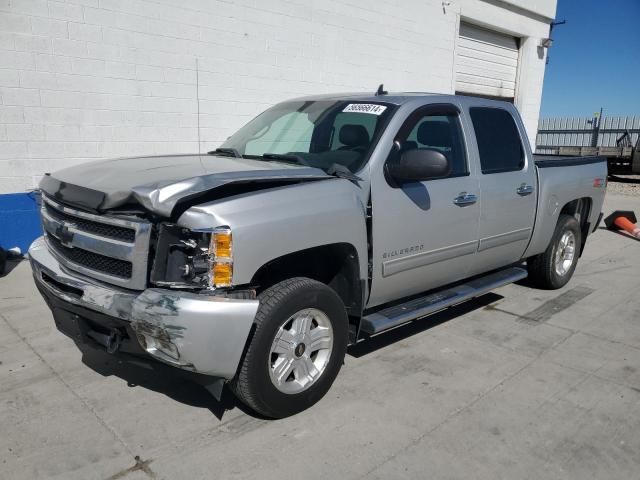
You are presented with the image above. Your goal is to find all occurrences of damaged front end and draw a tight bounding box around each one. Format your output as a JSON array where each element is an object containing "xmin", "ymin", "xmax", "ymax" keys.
[
  {"xmin": 31, "ymin": 157, "xmax": 328, "ymax": 380},
  {"xmin": 29, "ymin": 232, "xmax": 260, "ymax": 385},
  {"xmin": 30, "ymin": 155, "xmax": 340, "ymax": 394},
  {"xmin": 129, "ymin": 289, "xmax": 258, "ymax": 377}
]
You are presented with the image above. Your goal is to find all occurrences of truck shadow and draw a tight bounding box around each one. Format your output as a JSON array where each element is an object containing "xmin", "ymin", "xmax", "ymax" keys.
[
  {"xmin": 348, "ymin": 292, "xmax": 503, "ymax": 358},
  {"xmin": 608, "ymin": 175, "xmax": 640, "ymax": 184},
  {"xmin": 76, "ymin": 292, "xmax": 503, "ymax": 420},
  {"xmin": 78, "ymin": 346, "xmax": 252, "ymax": 420},
  {"xmin": 598, "ymin": 226, "xmax": 640, "ymax": 241}
]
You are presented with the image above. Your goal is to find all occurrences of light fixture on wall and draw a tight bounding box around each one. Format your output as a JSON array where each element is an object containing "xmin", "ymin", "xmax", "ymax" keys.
[
  {"xmin": 540, "ymin": 38, "xmax": 553, "ymax": 48},
  {"xmin": 544, "ymin": 19, "xmax": 566, "ymax": 64}
]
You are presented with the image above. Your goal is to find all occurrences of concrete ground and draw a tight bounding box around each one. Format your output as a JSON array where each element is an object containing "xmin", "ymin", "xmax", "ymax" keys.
[{"xmin": 2, "ymin": 193, "xmax": 640, "ymax": 480}]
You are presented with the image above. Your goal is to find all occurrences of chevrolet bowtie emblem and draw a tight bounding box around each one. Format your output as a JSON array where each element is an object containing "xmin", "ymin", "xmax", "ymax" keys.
[{"xmin": 55, "ymin": 223, "xmax": 75, "ymax": 247}]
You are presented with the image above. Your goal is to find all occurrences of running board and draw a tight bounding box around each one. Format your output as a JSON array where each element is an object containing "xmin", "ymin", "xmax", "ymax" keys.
[{"xmin": 361, "ymin": 267, "xmax": 527, "ymax": 335}]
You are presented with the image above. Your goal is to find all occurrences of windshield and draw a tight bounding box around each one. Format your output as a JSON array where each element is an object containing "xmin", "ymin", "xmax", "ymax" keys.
[{"xmin": 218, "ymin": 100, "xmax": 395, "ymax": 173}]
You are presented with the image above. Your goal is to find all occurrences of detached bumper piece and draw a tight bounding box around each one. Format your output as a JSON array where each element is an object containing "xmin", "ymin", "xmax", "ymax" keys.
[{"xmin": 29, "ymin": 236, "xmax": 259, "ymax": 379}]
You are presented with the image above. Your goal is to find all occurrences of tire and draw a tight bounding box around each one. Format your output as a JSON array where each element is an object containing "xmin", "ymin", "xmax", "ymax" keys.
[
  {"xmin": 527, "ymin": 214, "xmax": 582, "ymax": 289},
  {"xmin": 231, "ymin": 277, "xmax": 348, "ymax": 418}
]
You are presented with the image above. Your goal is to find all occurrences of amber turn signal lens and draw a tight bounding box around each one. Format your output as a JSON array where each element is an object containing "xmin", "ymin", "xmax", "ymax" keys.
[
  {"xmin": 209, "ymin": 227, "xmax": 233, "ymax": 288},
  {"xmin": 212, "ymin": 231, "xmax": 232, "ymax": 258},
  {"xmin": 212, "ymin": 262, "xmax": 233, "ymax": 287}
]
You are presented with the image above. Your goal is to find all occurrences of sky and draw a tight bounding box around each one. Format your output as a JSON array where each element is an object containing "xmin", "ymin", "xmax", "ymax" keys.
[{"xmin": 540, "ymin": 0, "xmax": 640, "ymax": 118}]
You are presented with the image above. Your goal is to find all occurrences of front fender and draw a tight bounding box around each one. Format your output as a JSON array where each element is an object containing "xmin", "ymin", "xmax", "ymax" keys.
[{"xmin": 177, "ymin": 179, "xmax": 368, "ymax": 286}]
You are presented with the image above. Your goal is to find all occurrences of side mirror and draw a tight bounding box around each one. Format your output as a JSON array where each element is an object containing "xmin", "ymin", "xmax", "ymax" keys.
[{"xmin": 388, "ymin": 148, "xmax": 451, "ymax": 183}]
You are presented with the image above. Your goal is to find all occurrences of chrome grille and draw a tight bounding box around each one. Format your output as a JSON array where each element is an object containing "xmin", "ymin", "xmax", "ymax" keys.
[
  {"xmin": 44, "ymin": 202, "xmax": 135, "ymax": 242},
  {"xmin": 47, "ymin": 235, "xmax": 133, "ymax": 279},
  {"xmin": 41, "ymin": 195, "xmax": 152, "ymax": 290}
]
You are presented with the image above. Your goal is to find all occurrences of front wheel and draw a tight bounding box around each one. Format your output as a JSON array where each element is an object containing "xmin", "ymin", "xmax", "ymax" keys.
[
  {"xmin": 527, "ymin": 214, "xmax": 582, "ymax": 289},
  {"xmin": 231, "ymin": 277, "xmax": 348, "ymax": 418}
]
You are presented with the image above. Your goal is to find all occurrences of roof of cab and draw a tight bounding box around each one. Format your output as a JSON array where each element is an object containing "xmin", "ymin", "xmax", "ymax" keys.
[
  {"xmin": 287, "ymin": 91, "xmax": 454, "ymax": 105},
  {"xmin": 285, "ymin": 91, "xmax": 518, "ymax": 111}
]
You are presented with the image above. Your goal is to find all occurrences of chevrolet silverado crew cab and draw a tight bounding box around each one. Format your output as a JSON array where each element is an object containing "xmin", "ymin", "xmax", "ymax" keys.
[{"xmin": 29, "ymin": 92, "xmax": 607, "ymax": 418}]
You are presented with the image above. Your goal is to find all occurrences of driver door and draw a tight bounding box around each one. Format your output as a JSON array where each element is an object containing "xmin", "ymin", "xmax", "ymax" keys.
[{"xmin": 368, "ymin": 104, "xmax": 481, "ymax": 307}]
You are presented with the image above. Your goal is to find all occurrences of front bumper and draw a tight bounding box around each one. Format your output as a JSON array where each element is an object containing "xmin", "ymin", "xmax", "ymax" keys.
[{"xmin": 28, "ymin": 236, "xmax": 259, "ymax": 379}]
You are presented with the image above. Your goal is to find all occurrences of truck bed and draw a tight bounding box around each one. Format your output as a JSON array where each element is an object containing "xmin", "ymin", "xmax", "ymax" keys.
[{"xmin": 523, "ymin": 154, "xmax": 607, "ymax": 260}]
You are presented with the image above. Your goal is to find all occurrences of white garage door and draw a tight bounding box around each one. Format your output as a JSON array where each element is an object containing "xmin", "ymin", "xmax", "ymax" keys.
[{"xmin": 455, "ymin": 23, "xmax": 519, "ymax": 101}]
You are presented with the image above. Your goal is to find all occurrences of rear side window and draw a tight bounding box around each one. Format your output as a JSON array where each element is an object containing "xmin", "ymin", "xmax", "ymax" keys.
[{"xmin": 470, "ymin": 107, "xmax": 524, "ymax": 174}]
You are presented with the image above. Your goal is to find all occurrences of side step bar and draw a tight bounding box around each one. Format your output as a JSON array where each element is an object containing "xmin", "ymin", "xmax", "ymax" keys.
[{"xmin": 360, "ymin": 266, "xmax": 527, "ymax": 335}]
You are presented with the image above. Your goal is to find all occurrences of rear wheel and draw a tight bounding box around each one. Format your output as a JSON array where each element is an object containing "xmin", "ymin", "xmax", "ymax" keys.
[
  {"xmin": 527, "ymin": 214, "xmax": 582, "ymax": 289},
  {"xmin": 231, "ymin": 277, "xmax": 348, "ymax": 418}
]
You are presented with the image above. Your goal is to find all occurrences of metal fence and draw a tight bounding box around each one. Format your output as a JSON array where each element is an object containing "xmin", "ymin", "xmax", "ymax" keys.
[{"xmin": 536, "ymin": 115, "xmax": 640, "ymax": 154}]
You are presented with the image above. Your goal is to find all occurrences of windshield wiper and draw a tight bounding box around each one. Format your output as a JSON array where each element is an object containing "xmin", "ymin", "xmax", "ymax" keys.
[
  {"xmin": 261, "ymin": 153, "xmax": 308, "ymax": 166},
  {"xmin": 262, "ymin": 154, "xmax": 361, "ymax": 183},
  {"xmin": 208, "ymin": 147, "xmax": 242, "ymax": 158},
  {"xmin": 327, "ymin": 163, "xmax": 362, "ymax": 183}
]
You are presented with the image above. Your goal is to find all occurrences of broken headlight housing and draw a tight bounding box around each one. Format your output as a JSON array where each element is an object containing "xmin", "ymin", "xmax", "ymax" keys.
[{"xmin": 150, "ymin": 224, "xmax": 233, "ymax": 289}]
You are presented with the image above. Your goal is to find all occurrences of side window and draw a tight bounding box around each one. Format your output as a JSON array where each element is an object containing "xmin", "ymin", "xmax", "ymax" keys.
[
  {"xmin": 398, "ymin": 111, "xmax": 468, "ymax": 177},
  {"xmin": 469, "ymin": 107, "xmax": 524, "ymax": 174}
]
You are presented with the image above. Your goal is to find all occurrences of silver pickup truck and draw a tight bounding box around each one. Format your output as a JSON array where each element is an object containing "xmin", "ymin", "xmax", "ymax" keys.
[{"xmin": 29, "ymin": 92, "xmax": 607, "ymax": 418}]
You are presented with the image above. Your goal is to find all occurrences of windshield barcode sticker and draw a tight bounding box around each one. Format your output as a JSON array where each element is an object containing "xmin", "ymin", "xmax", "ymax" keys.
[{"xmin": 343, "ymin": 104, "xmax": 387, "ymax": 115}]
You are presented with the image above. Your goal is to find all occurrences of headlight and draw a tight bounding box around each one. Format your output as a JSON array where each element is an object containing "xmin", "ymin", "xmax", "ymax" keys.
[{"xmin": 151, "ymin": 224, "xmax": 233, "ymax": 290}]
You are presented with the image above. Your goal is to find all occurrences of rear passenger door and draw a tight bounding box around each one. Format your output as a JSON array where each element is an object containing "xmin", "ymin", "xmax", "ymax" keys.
[{"xmin": 467, "ymin": 106, "xmax": 537, "ymax": 275}]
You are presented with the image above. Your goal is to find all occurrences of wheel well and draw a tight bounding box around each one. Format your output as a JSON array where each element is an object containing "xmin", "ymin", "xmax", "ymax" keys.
[
  {"xmin": 559, "ymin": 197, "xmax": 592, "ymax": 255},
  {"xmin": 250, "ymin": 243, "xmax": 364, "ymax": 322}
]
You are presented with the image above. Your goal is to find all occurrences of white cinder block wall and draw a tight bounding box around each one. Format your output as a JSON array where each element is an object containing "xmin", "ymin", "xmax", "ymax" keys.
[{"xmin": 0, "ymin": 0, "xmax": 554, "ymax": 194}]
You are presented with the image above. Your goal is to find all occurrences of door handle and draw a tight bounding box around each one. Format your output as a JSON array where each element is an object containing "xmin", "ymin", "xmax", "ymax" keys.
[
  {"xmin": 453, "ymin": 192, "xmax": 478, "ymax": 206},
  {"xmin": 516, "ymin": 184, "xmax": 534, "ymax": 196}
]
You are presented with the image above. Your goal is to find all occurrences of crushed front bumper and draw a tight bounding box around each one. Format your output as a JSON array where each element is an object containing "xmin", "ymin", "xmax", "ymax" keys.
[{"xmin": 28, "ymin": 236, "xmax": 259, "ymax": 379}]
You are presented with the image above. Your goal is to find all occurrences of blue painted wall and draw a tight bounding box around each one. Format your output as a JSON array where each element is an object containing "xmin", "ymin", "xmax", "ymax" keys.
[{"xmin": 0, "ymin": 192, "xmax": 42, "ymax": 254}]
